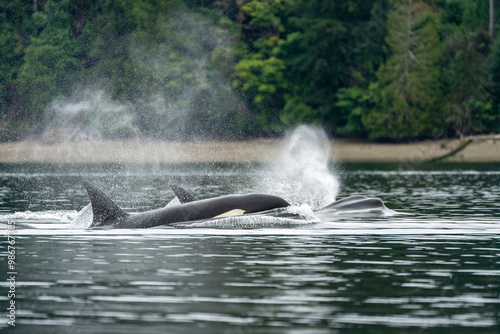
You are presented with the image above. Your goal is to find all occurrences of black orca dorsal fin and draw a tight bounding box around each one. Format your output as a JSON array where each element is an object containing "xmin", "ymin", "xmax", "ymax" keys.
[
  {"xmin": 82, "ymin": 181, "xmax": 128, "ymax": 228},
  {"xmin": 170, "ymin": 184, "xmax": 197, "ymax": 203}
]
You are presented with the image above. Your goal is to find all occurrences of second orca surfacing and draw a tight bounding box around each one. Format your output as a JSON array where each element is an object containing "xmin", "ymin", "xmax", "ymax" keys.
[{"xmin": 82, "ymin": 181, "xmax": 386, "ymax": 229}]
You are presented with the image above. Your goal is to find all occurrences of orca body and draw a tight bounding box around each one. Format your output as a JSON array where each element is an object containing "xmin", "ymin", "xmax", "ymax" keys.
[
  {"xmin": 171, "ymin": 186, "xmax": 385, "ymax": 213},
  {"xmin": 235, "ymin": 195, "xmax": 387, "ymax": 221},
  {"xmin": 316, "ymin": 195, "xmax": 385, "ymax": 214},
  {"xmin": 83, "ymin": 181, "xmax": 290, "ymax": 229},
  {"xmin": 82, "ymin": 181, "xmax": 388, "ymax": 229}
]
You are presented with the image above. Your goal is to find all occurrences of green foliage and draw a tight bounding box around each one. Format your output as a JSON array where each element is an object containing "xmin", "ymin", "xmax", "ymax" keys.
[
  {"xmin": 0, "ymin": 0, "xmax": 38, "ymax": 139},
  {"xmin": 127, "ymin": 9, "xmax": 244, "ymax": 138},
  {"xmin": 232, "ymin": 0, "xmax": 288, "ymax": 134},
  {"xmin": 16, "ymin": 0, "xmax": 81, "ymax": 128},
  {"xmin": 0, "ymin": 0, "xmax": 498, "ymax": 141},
  {"xmin": 334, "ymin": 79, "xmax": 378, "ymax": 137},
  {"xmin": 280, "ymin": 0, "xmax": 385, "ymax": 130},
  {"xmin": 242, "ymin": 0, "xmax": 284, "ymax": 32},
  {"xmin": 364, "ymin": 0, "xmax": 444, "ymax": 140},
  {"xmin": 233, "ymin": 55, "xmax": 287, "ymax": 131},
  {"xmin": 485, "ymin": 33, "xmax": 500, "ymax": 134},
  {"xmin": 443, "ymin": 29, "xmax": 495, "ymax": 136}
]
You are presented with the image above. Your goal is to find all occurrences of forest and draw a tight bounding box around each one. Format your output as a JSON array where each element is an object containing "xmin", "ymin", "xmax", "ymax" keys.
[{"xmin": 1, "ymin": 0, "xmax": 499, "ymax": 141}]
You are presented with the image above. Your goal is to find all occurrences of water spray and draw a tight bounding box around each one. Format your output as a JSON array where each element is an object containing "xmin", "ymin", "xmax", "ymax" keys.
[{"xmin": 258, "ymin": 125, "xmax": 339, "ymax": 209}]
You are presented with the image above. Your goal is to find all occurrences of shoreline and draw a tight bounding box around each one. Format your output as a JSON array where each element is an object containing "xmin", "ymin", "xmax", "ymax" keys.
[{"xmin": 0, "ymin": 137, "xmax": 499, "ymax": 164}]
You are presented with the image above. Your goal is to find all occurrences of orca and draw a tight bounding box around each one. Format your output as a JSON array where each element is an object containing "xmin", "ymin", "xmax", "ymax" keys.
[
  {"xmin": 82, "ymin": 181, "xmax": 388, "ymax": 229},
  {"xmin": 83, "ymin": 181, "xmax": 290, "ymax": 228},
  {"xmin": 315, "ymin": 195, "xmax": 385, "ymax": 214},
  {"xmin": 171, "ymin": 185, "xmax": 385, "ymax": 216}
]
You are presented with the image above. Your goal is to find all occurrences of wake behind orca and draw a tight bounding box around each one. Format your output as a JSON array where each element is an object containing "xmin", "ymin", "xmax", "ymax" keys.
[{"xmin": 81, "ymin": 181, "xmax": 387, "ymax": 229}]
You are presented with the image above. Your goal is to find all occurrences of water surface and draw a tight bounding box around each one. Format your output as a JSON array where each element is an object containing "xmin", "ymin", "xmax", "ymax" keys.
[{"xmin": 1, "ymin": 162, "xmax": 499, "ymax": 333}]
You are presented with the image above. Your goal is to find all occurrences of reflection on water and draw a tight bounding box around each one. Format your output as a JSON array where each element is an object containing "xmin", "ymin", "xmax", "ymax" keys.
[
  {"xmin": 1, "ymin": 162, "xmax": 500, "ymax": 333},
  {"xmin": 1, "ymin": 235, "xmax": 499, "ymax": 333}
]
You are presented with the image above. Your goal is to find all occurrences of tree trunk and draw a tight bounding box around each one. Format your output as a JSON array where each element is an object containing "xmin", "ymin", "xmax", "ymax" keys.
[
  {"xmin": 404, "ymin": 0, "xmax": 412, "ymax": 81},
  {"xmin": 490, "ymin": 0, "xmax": 494, "ymax": 39}
]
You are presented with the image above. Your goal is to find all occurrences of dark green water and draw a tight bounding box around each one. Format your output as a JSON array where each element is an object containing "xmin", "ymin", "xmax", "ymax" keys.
[{"xmin": 1, "ymin": 162, "xmax": 499, "ymax": 334}]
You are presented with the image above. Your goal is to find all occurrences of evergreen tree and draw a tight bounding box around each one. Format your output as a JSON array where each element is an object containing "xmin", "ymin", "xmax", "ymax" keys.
[
  {"xmin": 363, "ymin": 0, "xmax": 444, "ymax": 139},
  {"xmin": 16, "ymin": 0, "xmax": 80, "ymax": 129},
  {"xmin": 280, "ymin": 0, "xmax": 382, "ymax": 130},
  {"xmin": 0, "ymin": 1, "xmax": 38, "ymax": 139},
  {"xmin": 232, "ymin": 0, "xmax": 289, "ymax": 134},
  {"xmin": 444, "ymin": 29, "xmax": 495, "ymax": 137},
  {"xmin": 0, "ymin": 0, "xmax": 498, "ymax": 140}
]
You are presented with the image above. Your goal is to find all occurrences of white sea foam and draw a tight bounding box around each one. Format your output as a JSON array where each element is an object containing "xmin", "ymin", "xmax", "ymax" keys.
[
  {"xmin": 284, "ymin": 204, "xmax": 319, "ymax": 221},
  {"xmin": 1, "ymin": 210, "xmax": 77, "ymax": 223},
  {"xmin": 181, "ymin": 215, "xmax": 316, "ymax": 229}
]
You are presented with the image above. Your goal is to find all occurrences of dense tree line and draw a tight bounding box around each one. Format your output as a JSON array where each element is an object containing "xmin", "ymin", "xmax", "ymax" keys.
[{"xmin": 0, "ymin": 0, "xmax": 499, "ymax": 141}]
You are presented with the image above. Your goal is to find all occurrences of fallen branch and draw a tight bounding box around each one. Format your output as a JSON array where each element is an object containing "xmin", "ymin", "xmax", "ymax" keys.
[{"xmin": 428, "ymin": 139, "xmax": 473, "ymax": 163}]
